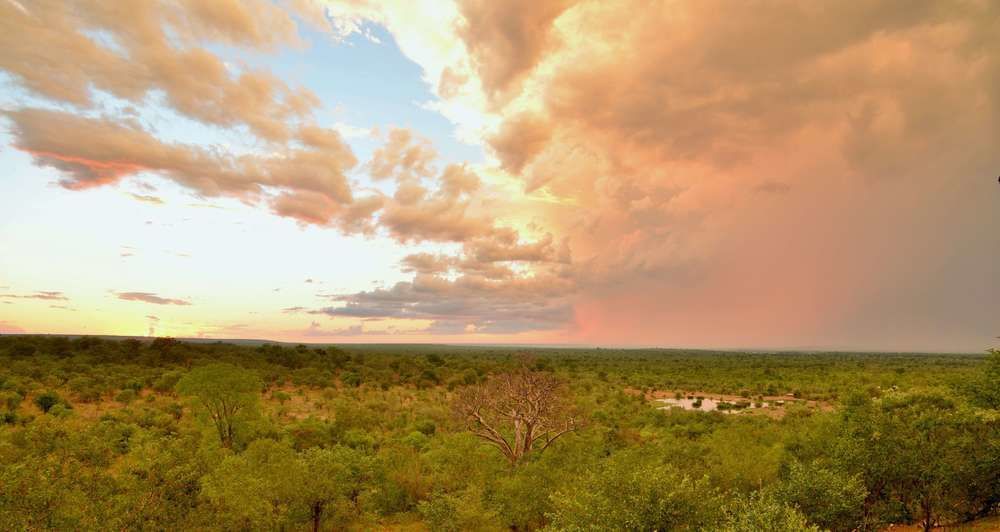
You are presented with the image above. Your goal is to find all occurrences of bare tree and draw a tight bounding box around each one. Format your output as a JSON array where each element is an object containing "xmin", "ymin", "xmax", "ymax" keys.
[{"xmin": 454, "ymin": 366, "xmax": 578, "ymax": 465}]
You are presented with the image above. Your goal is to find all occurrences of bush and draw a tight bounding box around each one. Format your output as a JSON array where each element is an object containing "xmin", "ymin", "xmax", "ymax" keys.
[
  {"xmin": 401, "ymin": 430, "xmax": 429, "ymax": 449},
  {"xmin": 418, "ymin": 489, "xmax": 499, "ymax": 532},
  {"xmin": 47, "ymin": 403, "xmax": 72, "ymax": 417},
  {"xmin": 9, "ymin": 343, "xmax": 37, "ymax": 357},
  {"xmin": 772, "ymin": 461, "xmax": 866, "ymax": 532},
  {"xmin": 721, "ymin": 492, "xmax": 819, "ymax": 532},
  {"xmin": 412, "ymin": 419, "xmax": 436, "ymax": 436},
  {"xmin": 0, "ymin": 390, "xmax": 22, "ymax": 411},
  {"xmin": 115, "ymin": 389, "xmax": 137, "ymax": 404},
  {"xmin": 152, "ymin": 371, "xmax": 182, "ymax": 393},
  {"xmin": 547, "ymin": 453, "xmax": 722, "ymax": 530},
  {"xmin": 341, "ymin": 371, "xmax": 361, "ymax": 388},
  {"xmin": 272, "ymin": 391, "xmax": 291, "ymax": 404},
  {"xmin": 34, "ymin": 391, "xmax": 64, "ymax": 413}
]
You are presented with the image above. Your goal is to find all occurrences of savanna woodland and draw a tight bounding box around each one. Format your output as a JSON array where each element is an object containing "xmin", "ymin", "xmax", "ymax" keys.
[{"xmin": 0, "ymin": 335, "xmax": 997, "ymax": 531}]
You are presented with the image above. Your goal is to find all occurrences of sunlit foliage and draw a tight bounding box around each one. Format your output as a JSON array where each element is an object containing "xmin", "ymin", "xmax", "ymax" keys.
[{"xmin": 0, "ymin": 335, "xmax": 996, "ymax": 530}]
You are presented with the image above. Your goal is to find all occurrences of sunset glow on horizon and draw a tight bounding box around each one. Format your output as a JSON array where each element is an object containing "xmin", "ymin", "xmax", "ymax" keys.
[{"xmin": 1, "ymin": 0, "xmax": 997, "ymax": 351}]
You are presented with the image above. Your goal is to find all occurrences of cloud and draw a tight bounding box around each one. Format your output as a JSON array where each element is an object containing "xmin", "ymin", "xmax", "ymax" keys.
[
  {"xmin": 4, "ymin": 0, "xmax": 996, "ymax": 348},
  {"xmin": 0, "ymin": 0, "xmax": 311, "ymax": 142},
  {"xmin": 116, "ymin": 291, "xmax": 191, "ymax": 306},
  {"xmin": 0, "ymin": 320, "xmax": 25, "ymax": 334},
  {"xmin": 464, "ymin": 229, "xmax": 567, "ymax": 264},
  {"xmin": 458, "ymin": 0, "xmax": 575, "ymax": 100},
  {"xmin": 355, "ymin": 129, "xmax": 502, "ymax": 243},
  {"xmin": 309, "ymin": 270, "xmax": 575, "ymax": 334},
  {"xmin": 4, "ymin": 107, "xmax": 368, "ymax": 227},
  {"xmin": 0, "ymin": 0, "xmax": 386, "ymax": 232},
  {"xmin": 0, "ymin": 291, "xmax": 69, "ymax": 301},
  {"xmin": 129, "ymin": 193, "xmax": 164, "ymax": 204},
  {"xmin": 301, "ymin": 321, "xmax": 373, "ymax": 337},
  {"xmin": 489, "ymin": 112, "xmax": 551, "ymax": 174},
  {"xmin": 400, "ymin": 253, "xmax": 453, "ymax": 275},
  {"xmin": 368, "ymin": 128, "xmax": 437, "ymax": 182},
  {"xmin": 0, "ymin": 2, "xmax": 539, "ymax": 250},
  {"xmin": 328, "ymin": 0, "xmax": 1000, "ymax": 349}
]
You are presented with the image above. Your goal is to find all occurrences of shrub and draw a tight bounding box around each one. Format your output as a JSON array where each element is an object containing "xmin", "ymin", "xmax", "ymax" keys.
[
  {"xmin": 272, "ymin": 391, "xmax": 291, "ymax": 404},
  {"xmin": 340, "ymin": 371, "xmax": 361, "ymax": 388},
  {"xmin": 547, "ymin": 454, "xmax": 722, "ymax": 530},
  {"xmin": 47, "ymin": 403, "xmax": 72, "ymax": 417},
  {"xmin": 412, "ymin": 419, "xmax": 436, "ymax": 436},
  {"xmin": 115, "ymin": 389, "xmax": 137, "ymax": 404},
  {"xmin": 418, "ymin": 489, "xmax": 499, "ymax": 532},
  {"xmin": 1, "ymin": 390, "xmax": 22, "ymax": 411},
  {"xmin": 152, "ymin": 371, "xmax": 182, "ymax": 393},
  {"xmin": 34, "ymin": 391, "xmax": 64, "ymax": 413},
  {"xmin": 721, "ymin": 492, "xmax": 818, "ymax": 532},
  {"xmin": 772, "ymin": 461, "xmax": 866, "ymax": 532}
]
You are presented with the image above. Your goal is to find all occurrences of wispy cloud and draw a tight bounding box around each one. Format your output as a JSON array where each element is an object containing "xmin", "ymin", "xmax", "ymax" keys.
[
  {"xmin": 0, "ymin": 320, "xmax": 25, "ymax": 334},
  {"xmin": 115, "ymin": 291, "xmax": 191, "ymax": 306},
  {"xmin": 1, "ymin": 291, "xmax": 68, "ymax": 301},
  {"xmin": 129, "ymin": 193, "xmax": 164, "ymax": 204}
]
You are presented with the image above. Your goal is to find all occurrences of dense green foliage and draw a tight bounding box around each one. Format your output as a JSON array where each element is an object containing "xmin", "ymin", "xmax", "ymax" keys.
[{"xmin": 0, "ymin": 335, "xmax": 996, "ymax": 531}]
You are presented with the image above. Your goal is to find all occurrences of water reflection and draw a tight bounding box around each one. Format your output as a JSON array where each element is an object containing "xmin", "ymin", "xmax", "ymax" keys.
[{"xmin": 656, "ymin": 396, "xmax": 773, "ymax": 413}]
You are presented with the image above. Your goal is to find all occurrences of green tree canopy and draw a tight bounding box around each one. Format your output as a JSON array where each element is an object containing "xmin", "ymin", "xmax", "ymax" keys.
[
  {"xmin": 721, "ymin": 492, "xmax": 819, "ymax": 532},
  {"xmin": 176, "ymin": 363, "xmax": 262, "ymax": 448},
  {"xmin": 546, "ymin": 453, "xmax": 721, "ymax": 531},
  {"xmin": 772, "ymin": 460, "xmax": 867, "ymax": 531}
]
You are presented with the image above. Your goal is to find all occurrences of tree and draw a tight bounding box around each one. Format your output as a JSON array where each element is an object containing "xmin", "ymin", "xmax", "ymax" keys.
[
  {"xmin": 176, "ymin": 364, "xmax": 262, "ymax": 448},
  {"xmin": 9, "ymin": 341, "xmax": 36, "ymax": 358},
  {"xmin": 721, "ymin": 492, "xmax": 819, "ymax": 532},
  {"xmin": 201, "ymin": 440, "xmax": 369, "ymax": 531},
  {"xmin": 547, "ymin": 454, "xmax": 721, "ymax": 531},
  {"xmin": 120, "ymin": 338, "xmax": 142, "ymax": 358},
  {"xmin": 295, "ymin": 446, "xmax": 369, "ymax": 531},
  {"xmin": 150, "ymin": 337, "xmax": 187, "ymax": 364},
  {"xmin": 772, "ymin": 461, "xmax": 867, "ymax": 532},
  {"xmin": 835, "ymin": 391, "xmax": 998, "ymax": 530},
  {"xmin": 200, "ymin": 439, "xmax": 299, "ymax": 530},
  {"xmin": 454, "ymin": 366, "xmax": 578, "ymax": 465},
  {"xmin": 150, "ymin": 337, "xmax": 180, "ymax": 353},
  {"xmin": 418, "ymin": 488, "xmax": 500, "ymax": 532},
  {"xmin": 963, "ymin": 349, "xmax": 1000, "ymax": 409}
]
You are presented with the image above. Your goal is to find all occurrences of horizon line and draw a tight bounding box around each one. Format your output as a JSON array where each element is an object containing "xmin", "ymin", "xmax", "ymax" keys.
[{"xmin": 0, "ymin": 332, "xmax": 989, "ymax": 355}]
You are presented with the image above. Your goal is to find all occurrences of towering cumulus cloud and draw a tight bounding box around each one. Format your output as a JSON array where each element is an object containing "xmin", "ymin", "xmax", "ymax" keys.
[
  {"xmin": 318, "ymin": 0, "xmax": 1000, "ymax": 349},
  {"xmin": 1, "ymin": 0, "xmax": 997, "ymax": 348}
]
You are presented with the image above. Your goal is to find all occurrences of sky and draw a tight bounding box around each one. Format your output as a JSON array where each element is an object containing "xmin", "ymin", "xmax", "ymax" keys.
[{"xmin": 0, "ymin": 0, "xmax": 997, "ymax": 351}]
